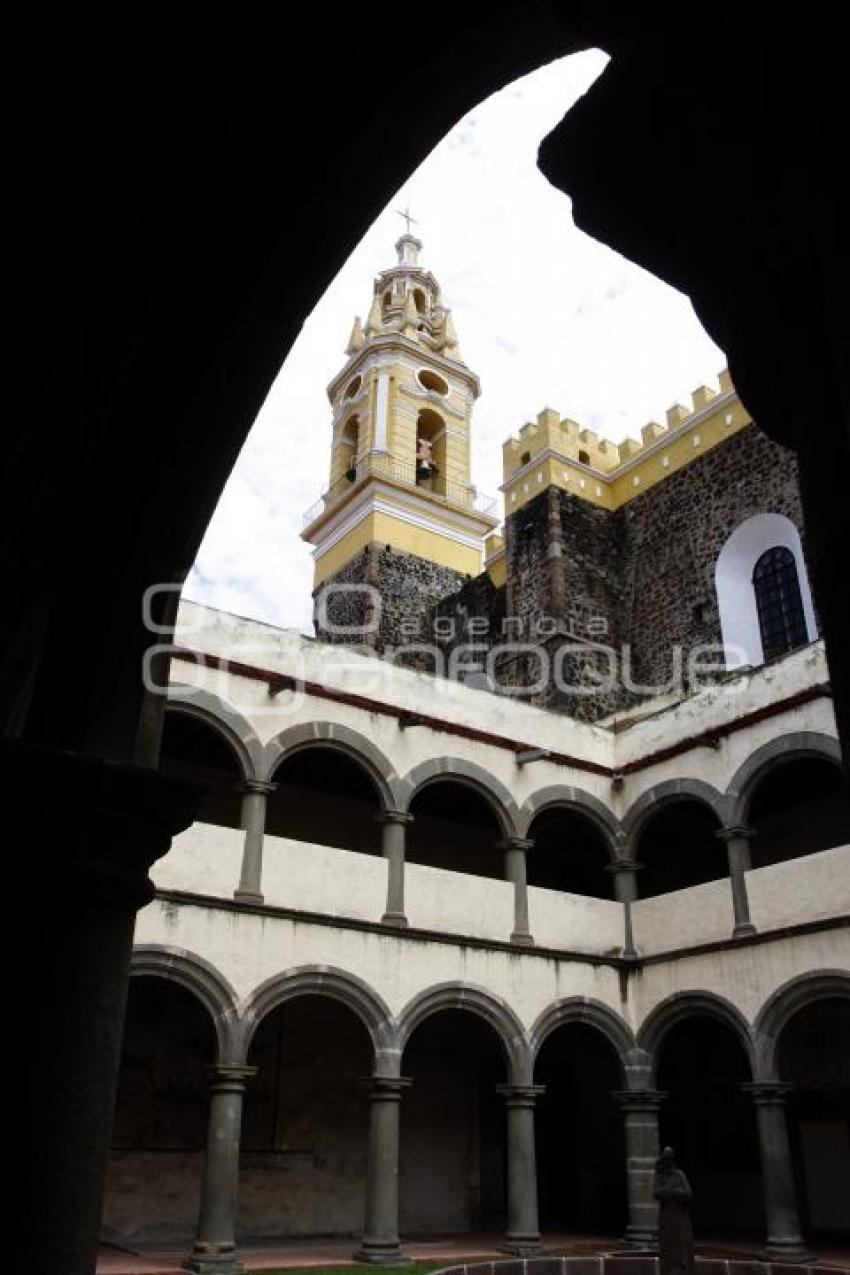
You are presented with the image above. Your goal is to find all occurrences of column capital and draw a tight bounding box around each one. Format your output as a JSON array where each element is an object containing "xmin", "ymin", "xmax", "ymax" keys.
[
  {"xmin": 362, "ymin": 1075, "xmax": 413, "ymax": 1101},
  {"xmin": 496, "ymin": 1083, "xmax": 545, "ymax": 1107},
  {"xmin": 375, "ymin": 808, "xmax": 414, "ymax": 826},
  {"xmin": 613, "ymin": 1088, "xmax": 666, "ymax": 1112},
  {"xmin": 606, "ymin": 859, "xmax": 642, "ymax": 874},
  {"xmin": 741, "ymin": 1081, "xmax": 793, "ymax": 1105},
  {"xmin": 498, "ymin": 836, "xmax": 534, "ymax": 852},
  {"xmin": 238, "ymin": 779, "xmax": 277, "ymax": 796},
  {"xmin": 207, "ymin": 1064, "xmax": 257, "ymax": 1093},
  {"xmin": 715, "ymin": 824, "xmax": 755, "ymax": 842}
]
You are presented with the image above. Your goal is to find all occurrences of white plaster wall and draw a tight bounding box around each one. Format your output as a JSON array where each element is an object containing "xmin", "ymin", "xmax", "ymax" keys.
[
  {"xmin": 135, "ymin": 894, "xmax": 849, "ymax": 1047},
  {"xmin": 629, "ymin": 927, "xmax": 850, "ymax": 1036},
  {"xmin": 134, "ymin": 898, "xmax": 626, "ymax": 1031},
  {"xmin": 169, "ymin": 605, "xmax": 838, "ymax": 829},
  {"xmin": 262, "ymin": 834, "xmax": 387, "ymax": 922},
  {"xmin": 404, "ymin": 861, "xmax": 514, "ymax": 942},
  {"xmin": 614, "ymin": 643, "xmax": 834, "ymax": 812},
  {"xmin": 631, "ymin": 877, "xmax": 735, "ymax": 954},
  {"xmin": 152, "ymin": 822, "xmax": 243, "ymax": 897},
  {"xmin": 746, "ymin": 845, "xmax": 850, "ymax": 932},
  {"xmin": 171, "ymin": 601, "xmax": 614, "ymax": 800},
  {"xmin": 527, "ymin": 886, "xmax": 623, "ymax": 954}
]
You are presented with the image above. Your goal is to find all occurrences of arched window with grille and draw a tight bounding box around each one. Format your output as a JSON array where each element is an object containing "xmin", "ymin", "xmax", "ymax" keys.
[
  {"xmin": 752, "ymin": 545, "xmax": 808, "ymax": 660},
  {"xmin": 715, "ymin": 512, "xmax": 817, "ymax": 668}
]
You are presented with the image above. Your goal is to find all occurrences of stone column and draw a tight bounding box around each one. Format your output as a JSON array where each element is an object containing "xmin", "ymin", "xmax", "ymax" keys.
[
  {"xmin": 716, "ymin": 825, "xmax": 757, "ymax": 937},
  {"xmin": 234, "ymin": 780, "xmax": 276, "ymax": 904},
  {"xmin": 354, "ymin": 1076, "xmax": 412, "ymax": 1264},
  {"xmin": 502, "ymin": 837, "xmax": 534, "ymax": 945},
  {"xmin": 184, "ymin": 1064, "xmax": 257, "ymax": 1274},
  {"xmin": 614, "ymin": 1089, "xmax": 665, "ymax": 1248},
  {"xmin": 497, "ymin": 1083, "xmax": 544, "ymax": 1254},
  {"xmin": 743, "ymin": 1082, "xmax": 808, "ymax": 1261},
  {"xmin": 609, "ymin": 859, "xmax": 639, "ymax": 957},
  {"xmin": 6, "ymin": 742, "xmax": 200, "ymax": 1275},
  {"xmin": 378, "ymin": 810, "xmax": 412, "ymax": 927}
]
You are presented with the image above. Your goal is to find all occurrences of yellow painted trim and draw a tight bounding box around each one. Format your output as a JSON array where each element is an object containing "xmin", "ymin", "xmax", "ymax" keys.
[
  {"xmin": 486, "ymin": 553, "xmax": 507, "ymax": 588},
  {"xmin": 312, "ymin": 508, "xmax": 482, "ymax": 587},
  {"xmin": 504, "ymin": 392, "xmax": 752, "ymax": 514}
]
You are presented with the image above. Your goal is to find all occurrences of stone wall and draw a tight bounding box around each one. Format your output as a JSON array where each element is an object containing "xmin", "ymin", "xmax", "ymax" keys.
[
  {"xmin": 313, "ymin": 544, "xmax": 468, "ymax": 659},
  {"xmin": 428, "ymin": 423, "xmax": 807, "ymax": 719},
  {"xmin": 616, "ymin": 422, "xmax": 804, "ymax": 695},
  {"xmin": 311, "ymin": 425, "xmax": 808, "ymax": 720}
]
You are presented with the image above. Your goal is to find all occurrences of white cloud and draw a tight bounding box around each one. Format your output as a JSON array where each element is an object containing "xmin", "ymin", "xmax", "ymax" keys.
[{"xmin": 186, "ymin": 50, "xmax": 722, "ymax": 633}]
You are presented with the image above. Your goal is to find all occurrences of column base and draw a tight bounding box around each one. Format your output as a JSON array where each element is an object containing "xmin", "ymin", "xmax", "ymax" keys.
[
  {"xmin": 233, "ymin": 889, "xmax": 264, "ymax": 906},
  {"xmin": 510, "ymin": 931, "xmax": 535, "ymax": 947},
  {"xmin": 381, "ymin": 911, "xmax": 409, "ymax": 928},
  {"xmin": 353, "ymin": 1243, "xmax": 411, "ymax": 1265},
  {"xmin": 621, "ymin": 1229, "xmax": 658, "ymax": 1251},
  {"xmin": 182, "ymin": 1249, "xmax": 243, "ymax": 1275},
  {"xmin": 764, "ymin": 1240, "xmax": 809, "ymax": 1263},
  {"xmin": 498, "ymin": 1238, "xmax": 543, "ymax": 1256},
  {"xmin": 733, "ymin": 921, "xmax": 757, "ymax": 937}
]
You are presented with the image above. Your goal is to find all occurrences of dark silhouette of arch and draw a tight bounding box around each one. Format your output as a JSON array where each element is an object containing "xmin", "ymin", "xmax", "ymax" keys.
[
  {"xmin": 530, "ymin": 997, "xmax": 634, "ymax": 1068},
  {"xmin": 753, "ymin": 970, "xmax": 850, "ymax": 1081},
  {"xmin": 747, "ymin": 755, "xmax": 850, "ymax": 869},
  {"xmin": 263, "ymin": 721, "xmax": 399, "ymax": 806},
  {"xmin": 725, "ymin": 732, "xmax": 842, "ymax": 827},
  {"xmin": 527, "ymin": 806, "xmax": 616, "ymax": 899},
  {"xmin": 397, "ymin": 982, "xmax": 531, "ymax": 1084},
  {"xmin": 533, "ymin": 1015, "xmax": 627, "ymax": 1235},
  {"xmin": 167, "ymin": 685, "xmax": 264, "ymax": 779},
  {"xmin": 621, "ymin": 778, "xmax": 727, "ymax": 845},
  {"xmin": 160, "ymin": 707, "xmax": 245, "ymax": 829},
  {"xmin": 130, "ymin": 944, "xmax": 239, "ymax": 1061},
  {"xmin": 400, "ymin": 757, "xmax": 520, "ymax": 837},
  {"xmin": 265, "ymin": 743, "xmax": 385, "ymax": 856},
  {"xmin": 402, "ymin": 759, "xmax": 519, "ymax": 880},
  {"xmin": 237, "ymin": 965, "xmax": 395, "ymax": 1066},
  {"xmin": 633, "ymin": 797, "xmax": 726, "ymax": 897},
  {"xmin": 637, "ymin": 991, "xmax": 754, "ymax": 1074},
  {"xmin": 654, "ymin": 1010, "xmax": 761, "ymax": 1237}
]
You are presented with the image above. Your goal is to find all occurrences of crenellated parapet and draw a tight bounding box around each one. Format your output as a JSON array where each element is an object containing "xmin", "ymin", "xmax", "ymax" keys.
[{"xmin": 501, "ymin": 369, "xmax": 750, "ymax": 514}]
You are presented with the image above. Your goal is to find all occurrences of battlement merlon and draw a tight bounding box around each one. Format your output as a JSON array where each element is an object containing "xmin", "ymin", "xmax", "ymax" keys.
[{"xmin": 501, "ymin": 369, "xmax": 740, "ymax": 483}]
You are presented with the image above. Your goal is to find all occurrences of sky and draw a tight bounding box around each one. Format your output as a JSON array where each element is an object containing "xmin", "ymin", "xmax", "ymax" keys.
[{"xmin": 186, "ymin": 50, "xmax": 723, "ymax": 635}]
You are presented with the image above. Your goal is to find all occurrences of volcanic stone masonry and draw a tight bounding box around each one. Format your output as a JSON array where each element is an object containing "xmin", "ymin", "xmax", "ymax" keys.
[{"xmin": 314, "ymin": 423, "xmax": 807, "ymax": 721}]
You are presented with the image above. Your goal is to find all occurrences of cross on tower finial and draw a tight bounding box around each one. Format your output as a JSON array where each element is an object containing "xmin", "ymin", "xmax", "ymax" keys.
[{"xmin": 396, "ymin": 206, "xmax": 417, "ymax": 236}]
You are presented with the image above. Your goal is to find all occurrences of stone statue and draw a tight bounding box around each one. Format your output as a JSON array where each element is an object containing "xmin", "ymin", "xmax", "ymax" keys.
[{"xmin": 654, "ymin": 1146, "xmax": 694, "ymax": 1275}]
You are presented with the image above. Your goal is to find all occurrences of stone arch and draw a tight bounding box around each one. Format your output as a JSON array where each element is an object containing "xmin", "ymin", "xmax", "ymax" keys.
[
  {"xmin": 753, "ymin": 969, "xmax": 850, "ymax": 1081},
  {"xmin": 529, "ymin": 997, "xmax": 634, "ymax": 1078},
  {"xmin": 518, "ymin": 784, "xmax": 620, "ymax": 852},
  {"xmin": 396, "ymin": 982, "xmax": 531, "ymax": 1083},
  {"xmin": 166, "ymin": 683, "xmax": 263, "ymax": 780},
  {"xmin": 237, "ymin": 965, "xmax": 396, "ymax": 1070},
  {"xmin": 261, "ymin": 720, "xmax": 400, "ymax": 808},
  {"xmin": 398, "ymin": 758, "xmax": 520, "ymax": 838},
  {"xmin": 620, "ymin": 777, "xmax": 728, "ymax": 849},
  {"xmin": 636, "ymin": 990, "xmax": 755, "ymax": 1081},
  {"xmin": 725, "ymin": 731, "xmax": 843, "ymax": 827},
  {"xmin": 130, "ymin": 943, "xmax": 240, "ymax": 1062}
]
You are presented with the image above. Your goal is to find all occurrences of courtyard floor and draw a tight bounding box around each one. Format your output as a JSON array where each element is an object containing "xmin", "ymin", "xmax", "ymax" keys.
[{"xmin": 96, "ymin": 1233, "xmax": 850, "ymax": 1274}]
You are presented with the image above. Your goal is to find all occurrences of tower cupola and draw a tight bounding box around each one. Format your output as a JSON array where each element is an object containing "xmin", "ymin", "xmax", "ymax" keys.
[{"xmin": 301, "ymin": 232, "xmax": 498, "ymax": 638}]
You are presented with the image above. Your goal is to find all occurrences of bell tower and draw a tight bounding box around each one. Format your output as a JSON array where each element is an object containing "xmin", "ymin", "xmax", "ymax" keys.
[{"xmin": 302, "ymin": 232, "xmax": 498, "ymax": 646}]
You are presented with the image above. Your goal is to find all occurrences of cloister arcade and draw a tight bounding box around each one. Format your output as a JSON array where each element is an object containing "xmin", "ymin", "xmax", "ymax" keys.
[
  {"xmin": 110, "ymin": 627, "xmax": 848, "ymax": 1267},
  {"xmin": 159, "ymin": 684, "xmax": 850, "ymax": 942},
  {"xmin": 104, "ymin": 959, "xmax": 850, "ymax": 1260}
]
